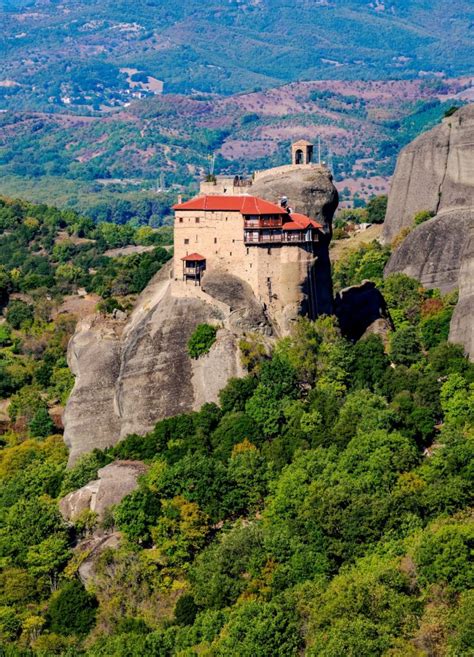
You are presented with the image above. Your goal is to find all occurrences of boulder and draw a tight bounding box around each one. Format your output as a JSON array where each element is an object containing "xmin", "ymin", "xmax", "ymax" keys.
[
  {"xmin": 251, "ymin": 166, "xmax": 338, "ymax": 236},
  {"xmin": 384, "ymin": 209, "xmax": 474, "ymax": 293},
  {"xmin": 59, "ymin": 460, "xmax": 148, "ymax": 522}
]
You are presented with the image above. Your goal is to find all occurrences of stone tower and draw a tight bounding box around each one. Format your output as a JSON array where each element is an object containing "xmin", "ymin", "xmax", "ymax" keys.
[{"xmin": 292, "ymin": 139, "xmax": 314, "ymax": 165}]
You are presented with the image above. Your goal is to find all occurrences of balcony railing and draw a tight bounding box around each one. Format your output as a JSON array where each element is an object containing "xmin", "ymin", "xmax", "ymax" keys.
[
  {"xmin": 244, "ymin": 231, "xmax": 317, "ymax": 244},
  {"xmin": 244, "ymin": 218, "xmax": 283, "ymax": 229}
]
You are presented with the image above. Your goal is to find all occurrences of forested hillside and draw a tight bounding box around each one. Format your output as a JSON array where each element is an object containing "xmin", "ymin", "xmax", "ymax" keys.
[
  {"xmin": 0, "ymin": 224, "xmax": 472, "ymax": 655},
  {"xmin": 2, "ymin": 0, "xmax": 473, "ymax": 107}
]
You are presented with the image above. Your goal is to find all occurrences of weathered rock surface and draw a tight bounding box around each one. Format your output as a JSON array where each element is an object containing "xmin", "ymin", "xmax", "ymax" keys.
[
  {"xmin": 64, "ymin": 264, "xmax": 266, "ymax": 464},
  {"xmin": 383, "ymin": 104, "xmax": 474, "ymax": 359},
  {"xmin": 384, "ymin": 210, "xmax": 474, "ymax": 293},
  {"xmin": 59, "ymin": 460, "xmax": 148, "ymax": 522},
  {"xmin": 252, "ymin": 166, "xmax": 338, "ymax": 236},
  {"xmin": 382, "ymin": 105, "xmax": 474, "ymax": 244},
  {"xmin": 449, "ymin": 224, "xmax": 474, "ymax": 357}
]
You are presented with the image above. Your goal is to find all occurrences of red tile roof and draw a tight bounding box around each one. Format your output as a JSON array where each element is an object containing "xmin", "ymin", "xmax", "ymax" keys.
[
  {"xmin": 181, "ymin": 253, "xmax": 206, "ymax": 261},
  {"xmin": 174, "ymin": 195, "xmax": 323, "ymax": 231},
  {"xmin": 284, "ymin": 213, "xmax": 323, "ymax": 230},
  {"xmin": 173, "ymin": 195, "xmax": 287, "ymax": 215}
]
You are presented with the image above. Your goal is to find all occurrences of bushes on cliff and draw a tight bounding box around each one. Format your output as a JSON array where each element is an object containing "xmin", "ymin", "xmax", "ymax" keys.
[{"xmin": 187, "ymin": 323, "xmax": 218, "ymax": 358}]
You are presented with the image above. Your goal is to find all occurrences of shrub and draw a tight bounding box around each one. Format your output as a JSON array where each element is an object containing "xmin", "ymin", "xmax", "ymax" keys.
[
  {"xmin": 413, "ymin": 210, "xmax": 434, "ymax": 226},
  {"xmin": 6, "ymin": 300, "xmax": 34, "ymax": 330},
  {"xmin": 187, "ymin": 324, "xmax": 217, "ymax": 359},
  {"xmin": 175, "ymin": 594, "xmax": 199, "ymax": 626}
]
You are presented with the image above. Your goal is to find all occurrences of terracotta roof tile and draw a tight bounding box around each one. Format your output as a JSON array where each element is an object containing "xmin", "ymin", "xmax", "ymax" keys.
[
  {"xmin": 173, "ymin": 195, "xmax": 287, "ymax": 215},
  {"xmin": 181, "ymin": 253, "xmax": 206, "ymax": 261}
]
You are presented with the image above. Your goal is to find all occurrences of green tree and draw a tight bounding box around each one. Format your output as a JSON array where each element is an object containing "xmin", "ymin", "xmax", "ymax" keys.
[
  {"xmin": 390, "ymin": 326, "xmax": 422, "ymax": 365},
  {"xmin": 28, "ymin": 406, "xmax": 55, "ymax": 439},
  {"xmin": 47, "ymin": 579, "xmax": 97, "ymax": 636},
  {"xmin": 365, "ymin": 195, "xmax": 388, "ymax": 224}
]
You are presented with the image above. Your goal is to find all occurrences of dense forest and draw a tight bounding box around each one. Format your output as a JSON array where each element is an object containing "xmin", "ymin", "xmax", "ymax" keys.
[{"xmin": 0, "ymin": 198, "xmax": 472, "ymax": 656}]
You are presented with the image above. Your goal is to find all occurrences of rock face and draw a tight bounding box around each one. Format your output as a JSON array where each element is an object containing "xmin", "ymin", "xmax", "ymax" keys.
[
  {"xmin": 64, "ymin": 264, "xmax": 268, "ymax": 465},
  {"xmin": 384, "ymin": 209, "xmax": 474, "ymax": 293},
  {"xmin": 252, "ymin": 166, "xmax": 339, "ymax": 237},
  {"xmin": 382, "ymin": 105, "xmax": 474, "ymax": 244},
  {"xmin": 59, "ymin": 460, "xmax": 148, "ymax": 522},
  {"xmin": 252, "ymin": 165, "xmax": 338, "ymax": 316},
  {"xmin": 450, "ymin": 226, "xmax": 474, "ymax": 357},
  {"xmin": 383, "ymin": 104, "xmax": 474, "ymax": 359}
]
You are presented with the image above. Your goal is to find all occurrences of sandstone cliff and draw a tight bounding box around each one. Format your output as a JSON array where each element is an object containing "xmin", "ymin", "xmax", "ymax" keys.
[
  {"xmin": 383, "ymin": 104, "xmax": 474, "ymax": 359},
  {"xmin": 382, "ymin": 105, "xmax": 474, "ymax": 244},
  {"xmin": 64, "ymin": 264, "xmax": 270, "ymax": 465}
]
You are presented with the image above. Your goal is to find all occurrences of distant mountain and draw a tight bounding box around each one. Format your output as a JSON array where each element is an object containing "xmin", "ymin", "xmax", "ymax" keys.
[{"xmin": 1, "ymin": 0, "xmax": 473, "ymax": 109}]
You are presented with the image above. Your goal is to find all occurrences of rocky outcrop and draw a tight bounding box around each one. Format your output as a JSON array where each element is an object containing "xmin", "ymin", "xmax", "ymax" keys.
[
  {"xmin": 382, "ymin": 104, "xmax": 474, "ymax": 359},
  {"xmin": 382, "ymin": 105, "xmax": 474, "ymax": 244},
  {"xmin": 252, "ymin": 166, "xmax": 338, "ymax": 237},
  {"xmin": 64, "ymin": 265, "xmax": 269, "ymax": 465},
  {"xmin": 449, "ymin": 224, "xmax": 474, "ymax": 357},
  {"xmin": 59, "ymin": 460, "xmax": 148, "ymax": 522}
]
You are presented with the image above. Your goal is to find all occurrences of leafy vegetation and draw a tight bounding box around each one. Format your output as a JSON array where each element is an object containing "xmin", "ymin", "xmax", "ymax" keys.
[
  {"xmin": 0, "ymin": 195, "xmax": 171, "ymax": 441},
  {"xmin": 2, "ymin": 0, "xmax": 473, "ymax": 109},
  {"xmin": 187, "ymin": 324, "xmax": 218, "ymax": 359},
  {"xmin": 0, "ymin": 217, "xmax": 472, "ymax": 654}
]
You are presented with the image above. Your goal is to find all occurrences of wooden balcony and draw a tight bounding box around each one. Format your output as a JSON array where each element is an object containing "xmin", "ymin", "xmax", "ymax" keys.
[
  {"xmin": 244, "ymin": 230, "xmax": 317, "ymax": 245},
  {"xmin": 244, "ymin": 218, "xmax": 283, "ymax": 229}
]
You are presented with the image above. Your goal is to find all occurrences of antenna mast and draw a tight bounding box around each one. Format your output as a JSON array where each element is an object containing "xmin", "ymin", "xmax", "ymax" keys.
[
  {"xmin": 318, "ymin": 135, "xmax": 322, "ymax": 166},
  {"xmin": 209, "ymin": 153, "xmax": 216, "ymax": 177}
]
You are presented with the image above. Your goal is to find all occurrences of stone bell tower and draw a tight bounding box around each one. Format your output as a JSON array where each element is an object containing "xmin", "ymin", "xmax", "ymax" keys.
[{"xmin": 292, "ymin": 139, "xmax": 314, "ymax": 165}]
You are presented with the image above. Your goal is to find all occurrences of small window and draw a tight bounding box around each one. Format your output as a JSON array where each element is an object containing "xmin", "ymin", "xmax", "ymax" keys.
[
  {"xmin": 184, "ymin": 238, "xmax": 189, "ymax": 244},
  {"xmin": 232, "ymin": 239, "xmax": 235, "ymax": 243},
  {"xmin": 179, "ymin": 218, "xmax": 183, "ymax": 223},
  {"xmin": 214, "ymin": 237, "xmax": 217, "ymax": 244},
  {"xmin": 195, "ymin": 217, "xmax": 200, "ymax": 223},
  {"xmin": 246, "ymin": 248, "xmax": 249, "ymax": 255},
  {"xmin": 230, "ymin": 252, "xmax": 232, "ymax": 256},
  {"xmin": 267, "ymin": 248, "xmax": 271, "ymax": 255}
]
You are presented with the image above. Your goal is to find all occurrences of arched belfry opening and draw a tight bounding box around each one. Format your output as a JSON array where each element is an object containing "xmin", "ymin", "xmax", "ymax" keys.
[{"xmin": 292, "ymin": 140, "xmax": 313, "ymax": 165}]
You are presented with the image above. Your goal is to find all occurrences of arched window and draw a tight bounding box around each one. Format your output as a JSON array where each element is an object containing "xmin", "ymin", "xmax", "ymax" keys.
[{"xmin": 295, "ymin": 149, "xmax": 304, "ymax": 165}]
